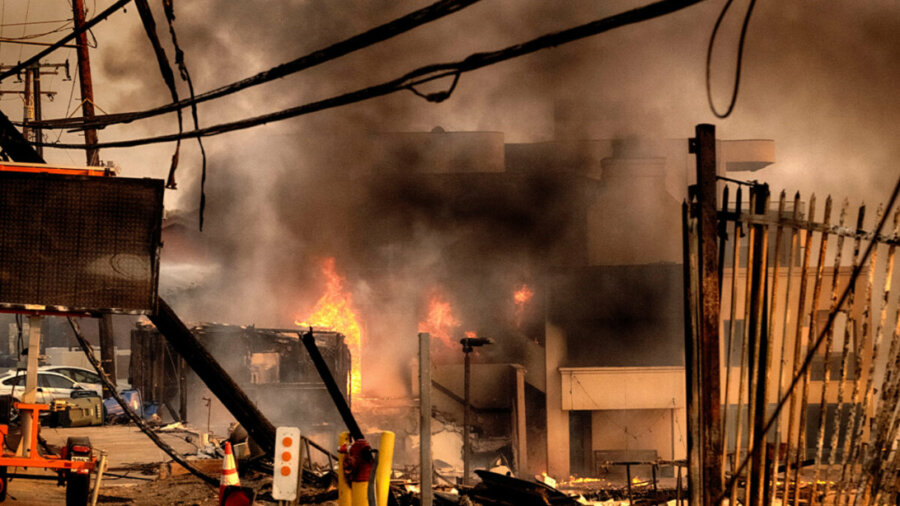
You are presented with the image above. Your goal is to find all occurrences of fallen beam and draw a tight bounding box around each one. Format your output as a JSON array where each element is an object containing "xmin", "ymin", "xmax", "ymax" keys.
[{"xmin": 150, "ymin": 297, "xmax": 276, "ymax": 454}]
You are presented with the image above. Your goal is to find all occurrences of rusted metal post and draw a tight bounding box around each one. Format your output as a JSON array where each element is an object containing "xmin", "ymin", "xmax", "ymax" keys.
[
  {"xmin": 419, "ymin": 333, "xmax": 433, "ymax": 506},
  {"xmin": 689, "ymin": 123, "xmax": 724, "ymax": 503},
  {"xmin": 463, "ymin": 341, "xmax": 472, "ymax": 485},
  {"xmin": 72, "ymin": 0, "xmax": 99, "ymax": 165},
  {"xmin": 625, "ymin": 464, "xmax": 634, "ymax": 504}
]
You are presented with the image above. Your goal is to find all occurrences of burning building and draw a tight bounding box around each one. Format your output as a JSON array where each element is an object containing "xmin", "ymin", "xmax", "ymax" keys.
[{"xmin": 151, "ymin": 126, "xmax": 776, "ymax": 482}]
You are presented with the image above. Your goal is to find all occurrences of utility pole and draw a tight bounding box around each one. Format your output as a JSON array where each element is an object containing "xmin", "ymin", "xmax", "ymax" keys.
[
  {"xmin": 73, "ymin": 0, "xmax": 116, "ymax": 388},
  {"xmin": 72, "ymin": 0, "xmax": 99, "ymax": 166},
  {"xmin": 32, "ymin": 65, "xmax": 42, "ymax": 158},
  {"xmin": 23, "ymin": 67, "xmax": 32, "ymax": 144},
  {"xmin": 0, "ymin": 63, "xmax": 64, "ymax": 158},
  {"xmin": 688, "ymin": 124, "xmax": 724, "ymax": 504}
]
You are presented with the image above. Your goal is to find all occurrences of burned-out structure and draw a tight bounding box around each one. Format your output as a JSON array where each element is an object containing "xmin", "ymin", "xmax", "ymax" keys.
[
  {"xmin": 146, "ymin": 126, "xmax": 778, "ymax": 482},
  {"xmin": 238, "ymin": 129, "xmax": 775, "ymax": 479},
  {"xmin": 130, "ymin": 322, "xmax": 350, "ymax": 436}
]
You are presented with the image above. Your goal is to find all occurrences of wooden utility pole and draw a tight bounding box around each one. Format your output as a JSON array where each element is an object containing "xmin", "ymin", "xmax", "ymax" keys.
[
  {"xmin": 32, "ymin": 64, "xmax": 42, "ymax": 158},
  {"xmin": 689, "ymin": 124, "xmax": 724, "ymax": 503},
  {"xmin": 22, "ymin": 67, "xmax": 33, "ymax": 143},
  {"xmin": 72, "ymin": 0, "xmax": 99, "ymax": 166},
  {"xmin": 73, "ymin": 0, "xmax": 116, "ymax": 387}
]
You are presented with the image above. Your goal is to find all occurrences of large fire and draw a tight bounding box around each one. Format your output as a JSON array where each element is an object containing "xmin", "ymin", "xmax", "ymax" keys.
[
  {"xmin": 513, "ymin": 284, "xmax": 534, "ymax": 326},
  {"xmin": 296, "ymin": 258, "xmax": 363, "ymax": 396},
  {"xmin": 418, "ymin": 292, "xmax": 460, "ymax": 348}
]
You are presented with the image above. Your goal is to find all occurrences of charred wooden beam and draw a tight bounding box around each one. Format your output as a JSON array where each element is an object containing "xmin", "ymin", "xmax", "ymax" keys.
[
  {"xmin": 300, "ymin": 330, "xmax": 363, "ymax": 440},
  {"xmin": 150, "ymin": 297, "xmax": 276, "ymax": 454}
]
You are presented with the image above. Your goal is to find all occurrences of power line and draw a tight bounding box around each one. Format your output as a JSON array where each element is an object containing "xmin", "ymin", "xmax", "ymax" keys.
[
  {"xmin": 38, "ymin": 0, "xmax": 707, "ymax": 150},
  {"xmin": 0, "ymin": 19, "xmax": 72, "ymax": 27},
  {"xmin": 0, "ymin": 0, "xmax": 131, "ymax": 82},
  {"xmin": 30, "ymin": 0, "xmax": 484, "ymax": 131},
  {"xmin": 1, "ymin": 20, "xmax": 72, "ymax": 40},
  {"xmin": 706, "ymin": 0, "xmax": 757, "ymax": 118}
]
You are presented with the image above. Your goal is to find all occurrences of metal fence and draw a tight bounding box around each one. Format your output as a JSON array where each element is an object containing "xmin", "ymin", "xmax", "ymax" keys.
[{"xmin": 683, "ymin": 125, "xmax": 900, "ymax": 505}]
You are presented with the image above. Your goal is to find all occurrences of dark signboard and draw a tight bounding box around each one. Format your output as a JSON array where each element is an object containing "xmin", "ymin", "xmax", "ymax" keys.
[{"xmin": 0, "ymin": 171, "xmax": 164, "ymax": 314}]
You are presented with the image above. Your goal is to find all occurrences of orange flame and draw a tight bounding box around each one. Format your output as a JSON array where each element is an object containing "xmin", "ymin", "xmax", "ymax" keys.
[
  {"xmin": 418, "ymin": 292, "xmax": 460, "ymax": 348},
  {"xmin": 464, "ymin": 330, "xmax": 477, "ymax": 338},
  {"xmin": 513, "ymin": 284, "xmax": 534, "ymax": 326},
  {"xmin": 296, "ymin": 258, "xmax": 363, "ymax": 396}
]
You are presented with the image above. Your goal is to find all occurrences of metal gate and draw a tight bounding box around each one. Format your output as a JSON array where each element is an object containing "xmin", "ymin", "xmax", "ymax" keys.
[{"xmin": 684, "ymin": 124, "xmax": 900, "ymax": 505}]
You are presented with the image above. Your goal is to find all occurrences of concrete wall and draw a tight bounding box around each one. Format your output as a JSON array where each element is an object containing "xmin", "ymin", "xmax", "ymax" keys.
[
  {"xmin": 545, "ymin": 321, "xmax": 569, "ymax": 477},
  {"xmin": 592, "ymin": 408, "xmax": 686, "ymax": 462},
  {"xmin": 559, "ymin": 367, "xmax": 685, "ymax": 410}
]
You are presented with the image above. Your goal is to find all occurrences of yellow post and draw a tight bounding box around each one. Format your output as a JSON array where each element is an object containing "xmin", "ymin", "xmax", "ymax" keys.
[
  {"xmin": 351, "ymin": 481, "xmax": 369, "ymax": 506},
  {"xmin": 375, "ymin": 431, "xmax": 396, "ymax": 506},
  {"xmin": 337, "ymin": 432, "xmax": 352, "ymax": 506}
]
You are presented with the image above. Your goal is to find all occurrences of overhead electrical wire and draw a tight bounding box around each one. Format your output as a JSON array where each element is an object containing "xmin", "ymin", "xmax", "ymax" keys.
[
  {"xmin": 0, "ymin": 0, "xmax": 131, "ymax": 82},
  {"xmin": 0, "ymin": 20, "xmax": 72, "ymax": 40},
  {"xmin": 29, "ymin": 0, "xmax": 485, "ymax": 131},
  {"xmin": 705, "ymin": 0, "xmax": 757, "ymax": 118},
  {"xmin": 0, "ymin": 19, "xmax": 73, "ymax": 27},
  {"xmin": 161, "ymin": 0, "xmax": 208, "ymax": 229},
  {"xmin": 133, "ymin": 0, "xmax": 185, "ymax": 190},
  {"xmin": 37, "ymin": 0, "xmax": 707, "ymax": 150}
]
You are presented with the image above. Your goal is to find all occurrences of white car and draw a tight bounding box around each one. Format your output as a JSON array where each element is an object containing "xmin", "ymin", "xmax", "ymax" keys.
[
  {"xmin": 38, "ymin": 366, "xmax": 112, "ymax": 395},
  {"xmin": 0, "ymin": 370, "xmax": 99, "ymax": 405}
]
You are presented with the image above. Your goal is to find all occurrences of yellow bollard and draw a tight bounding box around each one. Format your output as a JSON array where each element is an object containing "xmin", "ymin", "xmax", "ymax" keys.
[
  {"xmin": 337, "ymin": 431, "xmax": 352, "ymax": 506},
  {"xmin": 351, "ymin": 480, "xmax": 369, "ymax": 506},
  {"xmin": 375, "ymin": 431, "xmax": 395, "ymax": 506}
]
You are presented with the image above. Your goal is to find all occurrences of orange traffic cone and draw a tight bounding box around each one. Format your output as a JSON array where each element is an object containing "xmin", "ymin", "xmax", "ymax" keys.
[{"xmin": 219, "ymin": 442, "xmax": 240, "ymax": 505}]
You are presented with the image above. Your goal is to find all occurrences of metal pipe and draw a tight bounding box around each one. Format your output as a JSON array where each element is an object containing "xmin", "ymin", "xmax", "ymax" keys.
[
  {"xmin": 463, "ymin": 343, "xmax": 471, "ymax": 485},
  {"xmin": 419, "ymin": 332, "xmax": 433, "ymax": 506}
]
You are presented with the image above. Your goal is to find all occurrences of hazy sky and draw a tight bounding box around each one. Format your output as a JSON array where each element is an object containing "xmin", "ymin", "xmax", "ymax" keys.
[{"xmin": 0, "ymin": 0, "xmax": 896, "ymax": 212}]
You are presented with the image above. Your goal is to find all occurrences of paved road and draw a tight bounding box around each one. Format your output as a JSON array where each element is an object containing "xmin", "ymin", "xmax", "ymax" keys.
[{"xmin": 3, "ymin": 424, "xmax": 204, "ymax": 505}]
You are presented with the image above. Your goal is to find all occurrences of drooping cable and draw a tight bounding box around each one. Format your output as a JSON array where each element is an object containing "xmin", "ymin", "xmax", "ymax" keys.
[
  {"xmin": 29, "ymin": 0, "xmax": 483, "ymax": 131},
  {"xmin": 133, "ymin": 0, "xmax": 183, "ymax": 189},
  {"xmin": 38, "ymin": 0, "xmax": 707, "ymax": 150},
  {"xmin": 705, "ymin": 0, "xmax": 757, "ymax": 118},
  {"xmin": 67, "ymin": 316, "xmax": 218, "ymax": 487},
  {"xmin": 162, "ymin": 0, "xmax": 207, "ymax": 229}
]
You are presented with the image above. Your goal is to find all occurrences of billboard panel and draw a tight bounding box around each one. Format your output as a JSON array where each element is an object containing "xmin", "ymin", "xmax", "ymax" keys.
[{"xmin": 0, "ymin": 172, "xmax": 164, "ymax": 314}]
